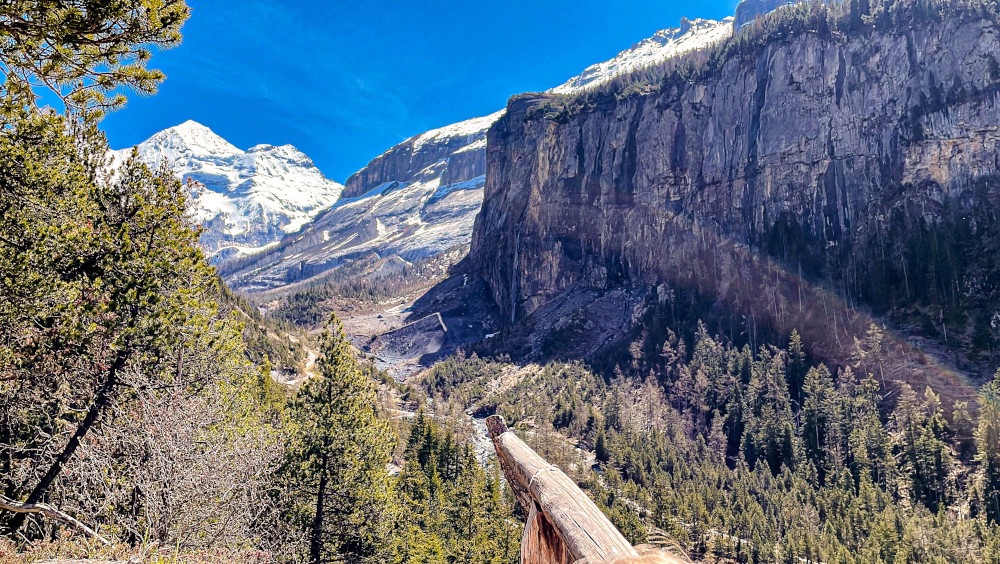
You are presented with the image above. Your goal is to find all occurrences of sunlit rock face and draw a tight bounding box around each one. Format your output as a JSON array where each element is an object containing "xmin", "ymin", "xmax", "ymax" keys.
[
  {"xmin": 469, "ymin": 10, "xmax": 1000, "ymax": 375},
  {"xmin": 340, "ymin": 112, "xmax": 503, "ymax": 200}
]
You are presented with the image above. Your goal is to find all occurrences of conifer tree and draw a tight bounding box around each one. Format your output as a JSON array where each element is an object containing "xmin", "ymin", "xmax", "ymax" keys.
[
  {"xmin": 595, "ymin": 427, "xmax": 611, "ymax": 463},
  {"xmin": 801, "ymin": 365, "xmax": 837, "ymax": 483},
  {"xmin": 0, "ymin": 0, "xmax": 189, "ymax": 113},
  {"xmin": 786, "ymin": 329, "xmax": 807, "ymax": 406},
  {"xmin": 741, "ymin": 347, "xmax": 798, "ymax": 473},
  {"xmin": 285, "ymin": 317, "xmax": 396, "ymax": 564},
  {"xmin": 978, "ymin": 370, "xmax": 1000, "ymax": 524},
  {"xmin": 0, "ymin": 112, "xmax": 225, "ymax": 537},
  {"xmin": 446, "ymin": 447, "xmax": 488, "ymax": 561},
  {"xmin": 893, "ymin": 383, "xmax": 953, "ymax": 512}
]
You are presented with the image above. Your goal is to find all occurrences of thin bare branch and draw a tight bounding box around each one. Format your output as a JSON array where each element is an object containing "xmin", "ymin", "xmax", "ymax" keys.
[{"xmin": 0, "ymin": 493, "xmax": 110, "ymax": 545}]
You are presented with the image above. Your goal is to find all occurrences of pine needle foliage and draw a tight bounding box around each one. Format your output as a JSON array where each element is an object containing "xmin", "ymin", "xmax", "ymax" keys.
[
  {"xmin": 0, "ymin": 0, "xmax": 190, "ymax": 114},
  {"xmin": 284, "ymin": 316, "xmax": 396, "ymax": 564}
]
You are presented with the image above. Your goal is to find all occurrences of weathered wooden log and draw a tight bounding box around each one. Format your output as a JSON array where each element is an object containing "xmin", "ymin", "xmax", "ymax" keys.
[{"xmin": 486, "ymin": 415, "xmax": 686, "ymax": 564}]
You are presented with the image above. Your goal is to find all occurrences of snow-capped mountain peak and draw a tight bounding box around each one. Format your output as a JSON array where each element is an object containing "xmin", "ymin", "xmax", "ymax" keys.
[
  {"xmin": 142, "ymin": 120, "xmax": 242, "ymax": 162},
  {"xmin": 115, "ymin": 122, "xmax": 343, "ymax": 262},
  {"xmin": 239, "ymin": 144, "xmax": 317, "ymax": 174}
]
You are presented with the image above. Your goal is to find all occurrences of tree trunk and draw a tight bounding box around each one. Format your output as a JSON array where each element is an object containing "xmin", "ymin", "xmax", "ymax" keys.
[
  {"xmin": 309, "ymin": 454, "xmax": 329, "ymax": 564},
  {"xmin": 3, "ymin": 353, "xmax": 123, "ymax": 536}
]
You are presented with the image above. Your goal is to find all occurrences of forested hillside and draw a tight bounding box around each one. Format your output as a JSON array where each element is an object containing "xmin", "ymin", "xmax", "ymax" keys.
[{"xmin": 422, "ymin": 326, "xmax": 1000, "ymax": 562}]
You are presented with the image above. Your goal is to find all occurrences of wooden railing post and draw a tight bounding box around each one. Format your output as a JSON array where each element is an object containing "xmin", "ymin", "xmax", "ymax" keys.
[{"xmin": 486, "ymin": 415, "xmax": 685, "ymax": 564}]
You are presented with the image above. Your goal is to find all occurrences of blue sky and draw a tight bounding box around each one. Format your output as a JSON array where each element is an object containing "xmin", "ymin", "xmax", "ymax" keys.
[{"xmin": 102, "ymin": 0, "xmax": 738, "ymax": 182}]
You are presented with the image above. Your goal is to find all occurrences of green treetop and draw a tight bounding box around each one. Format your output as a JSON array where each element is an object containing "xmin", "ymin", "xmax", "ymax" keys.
[
  {"xmin": 978, "ymin": 369, "xmax": 1000, "ymax": 524},
  {"xmin": 0, "ymin": 0, "xmax": 189, "ymax": 115}
]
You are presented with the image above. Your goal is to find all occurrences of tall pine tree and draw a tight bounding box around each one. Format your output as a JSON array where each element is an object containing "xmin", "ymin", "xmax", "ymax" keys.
[{"xmin": 285, "ymin": 317, "xmax": 396, "ymax": 563}]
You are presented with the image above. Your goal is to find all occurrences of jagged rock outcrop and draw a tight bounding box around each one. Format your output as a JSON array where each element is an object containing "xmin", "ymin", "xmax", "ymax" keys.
[
  {"xmin": 341, "ymin": 112, "xmax": 502, "ymax": 199},
  {"xmin": 470, "ymin": 6, "xmax": 1000, "ymax": 394}
]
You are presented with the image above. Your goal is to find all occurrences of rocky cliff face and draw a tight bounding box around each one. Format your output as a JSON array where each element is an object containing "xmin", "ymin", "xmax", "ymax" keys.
[
  {"xmin": 340, "ymin": 112, "xmax": 503, "ymax": 200},
  {"xmin": 470, "ymin": 7, "xmax": 1000, "ymax": 392}
]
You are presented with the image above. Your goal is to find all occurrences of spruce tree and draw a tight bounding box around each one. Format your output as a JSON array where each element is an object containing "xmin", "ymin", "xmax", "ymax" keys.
[
  {"xmin": 285, "ymin": 317, "xmax": 396, "ymax": 563},
  {"xmin": 893, "ymin": 383, "xmax": 953, "ymax": 512},
  {"xmin": 801, "ymin": 365, "xmax": 836, "ymax": 483},
  {"xmin": 595, "ymin": 427, "xmax": 611, "ymax": 463},
  {"xmin": 741, "ymin": 347, "xmax": 798, "ymax": 474},
  {"xmin": 786, "ymin": 329, "xmax": 807, "ymax": 406}
]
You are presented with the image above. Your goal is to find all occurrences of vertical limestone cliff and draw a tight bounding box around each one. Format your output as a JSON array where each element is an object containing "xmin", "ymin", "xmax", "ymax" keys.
[
  {"xmin": 220, "ymin": 18, "xmax": 734, "ymax": 293},
  {"xmin": 469, "ymin": 5, "xmax": 1000, "ymax": 393}
]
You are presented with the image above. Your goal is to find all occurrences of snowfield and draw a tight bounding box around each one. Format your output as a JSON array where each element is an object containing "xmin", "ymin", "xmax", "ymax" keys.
[{"xmin": 549, "ymin": 18, "xmax": 734, "ymax": 94}]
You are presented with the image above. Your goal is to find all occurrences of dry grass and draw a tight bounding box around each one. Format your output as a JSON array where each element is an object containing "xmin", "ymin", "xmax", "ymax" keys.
[{"xmin": 0, "ymin": 534, "xmax": 275, "ymax": 564}]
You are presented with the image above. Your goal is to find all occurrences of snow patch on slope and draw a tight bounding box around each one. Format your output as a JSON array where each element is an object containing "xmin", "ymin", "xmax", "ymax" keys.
[
  {"xmin": 550, "ymin": 18, "xmax": 734, "ymax": 95},
  {"xmin": 412, "ymin": 110, "xmax": 507, "ymax": 152},
  {"xmin": 224, "ymin": 170, "xmax": 485, "ymax": 293}
]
